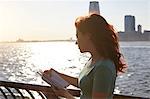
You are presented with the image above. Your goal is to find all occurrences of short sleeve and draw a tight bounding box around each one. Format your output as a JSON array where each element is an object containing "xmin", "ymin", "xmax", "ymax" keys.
[{"xmin": 92, "ymin": 66, "xmax": 114, "ymax": 94}]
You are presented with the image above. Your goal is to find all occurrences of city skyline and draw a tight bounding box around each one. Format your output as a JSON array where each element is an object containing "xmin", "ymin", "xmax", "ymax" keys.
[
  {"xmin": 119, "ymin": 15, "xmax": 150, "ymax": 41},
  {"xmin": 0, "ymin": 0, "xmax": 149, "ymax": 42}
]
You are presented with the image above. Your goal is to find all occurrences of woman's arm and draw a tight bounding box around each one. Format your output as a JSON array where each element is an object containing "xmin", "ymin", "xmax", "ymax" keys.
[
  {"xmin": 91, "ymin": 65, "xmax": 116, "ymax": 99},
  {"xmin": 92, "ymin": 92, "xmax": 109, "ymax": 99},
  {"xmin": 51, "ymin": 86, "xmax": 75, "ymax": 99}
]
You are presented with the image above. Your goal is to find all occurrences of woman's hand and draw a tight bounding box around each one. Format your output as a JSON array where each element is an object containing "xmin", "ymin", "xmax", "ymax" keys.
[{"xmin": 51, "ymin": 86, "xmax": 75, "ymax": 99}]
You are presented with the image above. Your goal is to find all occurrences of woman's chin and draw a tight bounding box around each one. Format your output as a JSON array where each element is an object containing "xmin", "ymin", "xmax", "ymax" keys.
[
  {"xmin": 80, "ymin": 50, "xmax": 83, "ymax": 53},
  {"xmin": 80, "ymin": 49, "xmax": 86, "ymax": 53},
  {"xmin": 79, "ymin": 49, "xmax": 84, "ymax": 53}
]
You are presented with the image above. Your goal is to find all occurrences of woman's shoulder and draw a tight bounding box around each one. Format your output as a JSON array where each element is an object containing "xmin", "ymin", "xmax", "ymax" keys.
[{"xmin": 94, "ymin": 59, "xmax": 116, "ymax": 74}]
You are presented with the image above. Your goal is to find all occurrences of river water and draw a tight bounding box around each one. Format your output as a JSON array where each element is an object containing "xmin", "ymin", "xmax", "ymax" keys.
[{"xmin": 0, "ymin": 41, "xmax": 150, "ymax": 98}]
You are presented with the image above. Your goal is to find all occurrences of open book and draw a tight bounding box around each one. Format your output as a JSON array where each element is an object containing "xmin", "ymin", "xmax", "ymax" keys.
[{"xmin": 38, "ymin": 70, "xmax": 70, "ymax": 89}]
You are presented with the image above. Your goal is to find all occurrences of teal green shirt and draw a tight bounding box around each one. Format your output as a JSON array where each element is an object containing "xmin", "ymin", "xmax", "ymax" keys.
[{"xmin": 79, "ymin": 59, "xmax": 116, "ymax": 99}]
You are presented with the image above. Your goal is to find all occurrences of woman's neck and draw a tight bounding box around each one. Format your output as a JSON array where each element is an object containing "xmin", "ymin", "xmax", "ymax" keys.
[
  {"xmin": 88, "ymin": 41, "xmax": 104, "ymax": 65},
  {"xmin": 91, "ymin": 51, "xmax": 104, "ymax": 65}
]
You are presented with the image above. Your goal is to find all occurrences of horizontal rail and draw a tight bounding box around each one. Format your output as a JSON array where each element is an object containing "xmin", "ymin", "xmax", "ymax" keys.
[{"xmin": 0, "ymin": 80, "xmax": 149, "ymax": 99}]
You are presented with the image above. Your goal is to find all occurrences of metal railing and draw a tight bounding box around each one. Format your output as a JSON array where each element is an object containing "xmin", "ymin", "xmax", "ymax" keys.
[{"xmin": 0, "ymin": 80, "xmax": 148, "ymax": 99}]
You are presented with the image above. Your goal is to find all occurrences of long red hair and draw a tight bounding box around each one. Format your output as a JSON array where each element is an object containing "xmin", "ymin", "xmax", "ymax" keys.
[{"xmin": 75, "ymin": 14, "xmax": 127, "ymax": 73}]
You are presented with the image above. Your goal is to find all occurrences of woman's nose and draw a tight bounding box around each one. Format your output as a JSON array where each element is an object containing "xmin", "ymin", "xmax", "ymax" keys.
[{"xmin": 75, "ymin": 41, "xmax": 78, "ymax": 45}]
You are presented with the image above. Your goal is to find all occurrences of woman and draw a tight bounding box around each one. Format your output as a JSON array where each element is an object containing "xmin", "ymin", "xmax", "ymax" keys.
[{"xmin": 42, "ymin": 14, "xmax": 127, "ymax": 99}]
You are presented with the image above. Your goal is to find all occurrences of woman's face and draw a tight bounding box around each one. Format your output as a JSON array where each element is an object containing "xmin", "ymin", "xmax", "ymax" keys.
[{"xmin": 76, "ymin": 30, "xmax": 90, "ymax": 53}]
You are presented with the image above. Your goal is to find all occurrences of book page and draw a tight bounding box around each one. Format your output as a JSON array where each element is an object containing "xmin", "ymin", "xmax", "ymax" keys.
[{"xmin": 38, "ymin": 70, "xmax": 70, "ymax": 89}]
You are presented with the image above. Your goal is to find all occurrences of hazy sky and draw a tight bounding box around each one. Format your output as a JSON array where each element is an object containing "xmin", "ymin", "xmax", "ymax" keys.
[{"xmin": 0, "ymin": 0, "xmax": 149, "ymax": 41}]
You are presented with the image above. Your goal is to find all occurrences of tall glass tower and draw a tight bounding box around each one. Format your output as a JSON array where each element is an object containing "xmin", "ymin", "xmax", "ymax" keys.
[
  {"xmin": 125, "ymin": 15, "xmax": 135, "ymax": 32},
  {"xmin": 89, "ymin": 1, "xmax": 100, "ymax": 15}
]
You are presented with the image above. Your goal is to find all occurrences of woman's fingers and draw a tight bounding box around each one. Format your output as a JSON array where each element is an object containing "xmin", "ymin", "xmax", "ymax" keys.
[
  {"xmin": 51, "ymin": 86, "xmax": 65, "ymax": 97},
  {"xmin": 52, "ymin": 86, "xmax": 70, "ymax": 95}
]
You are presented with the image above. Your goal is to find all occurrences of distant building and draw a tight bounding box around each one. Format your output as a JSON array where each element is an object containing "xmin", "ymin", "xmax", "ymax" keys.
[
  {"xmin": 137, "ymin": 24, "xmax": 142, "ymax": 33},
  {"xmin": 125, "ymin": 15, "xmax": 135, "ymax": 32},
  {"xmin": 16, "ymin": 38, "xmax": 24, "ymax": 42},
  {"xmin": 119, "ymin": 15, "xmax": 150, "ymax": 41},
  {"xmin": 89, "ymin": 1, "xmax": 100, "ymax": 15}
]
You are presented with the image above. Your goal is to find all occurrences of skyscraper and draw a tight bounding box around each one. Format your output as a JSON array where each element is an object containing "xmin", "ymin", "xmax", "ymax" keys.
[
  {"xmin": 89, "ymin": 1, "xmax": 100, "ymax": 15},
  {"xmin": 125, "ymin": 15, "xmax": 135, "ymax": 32}
]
